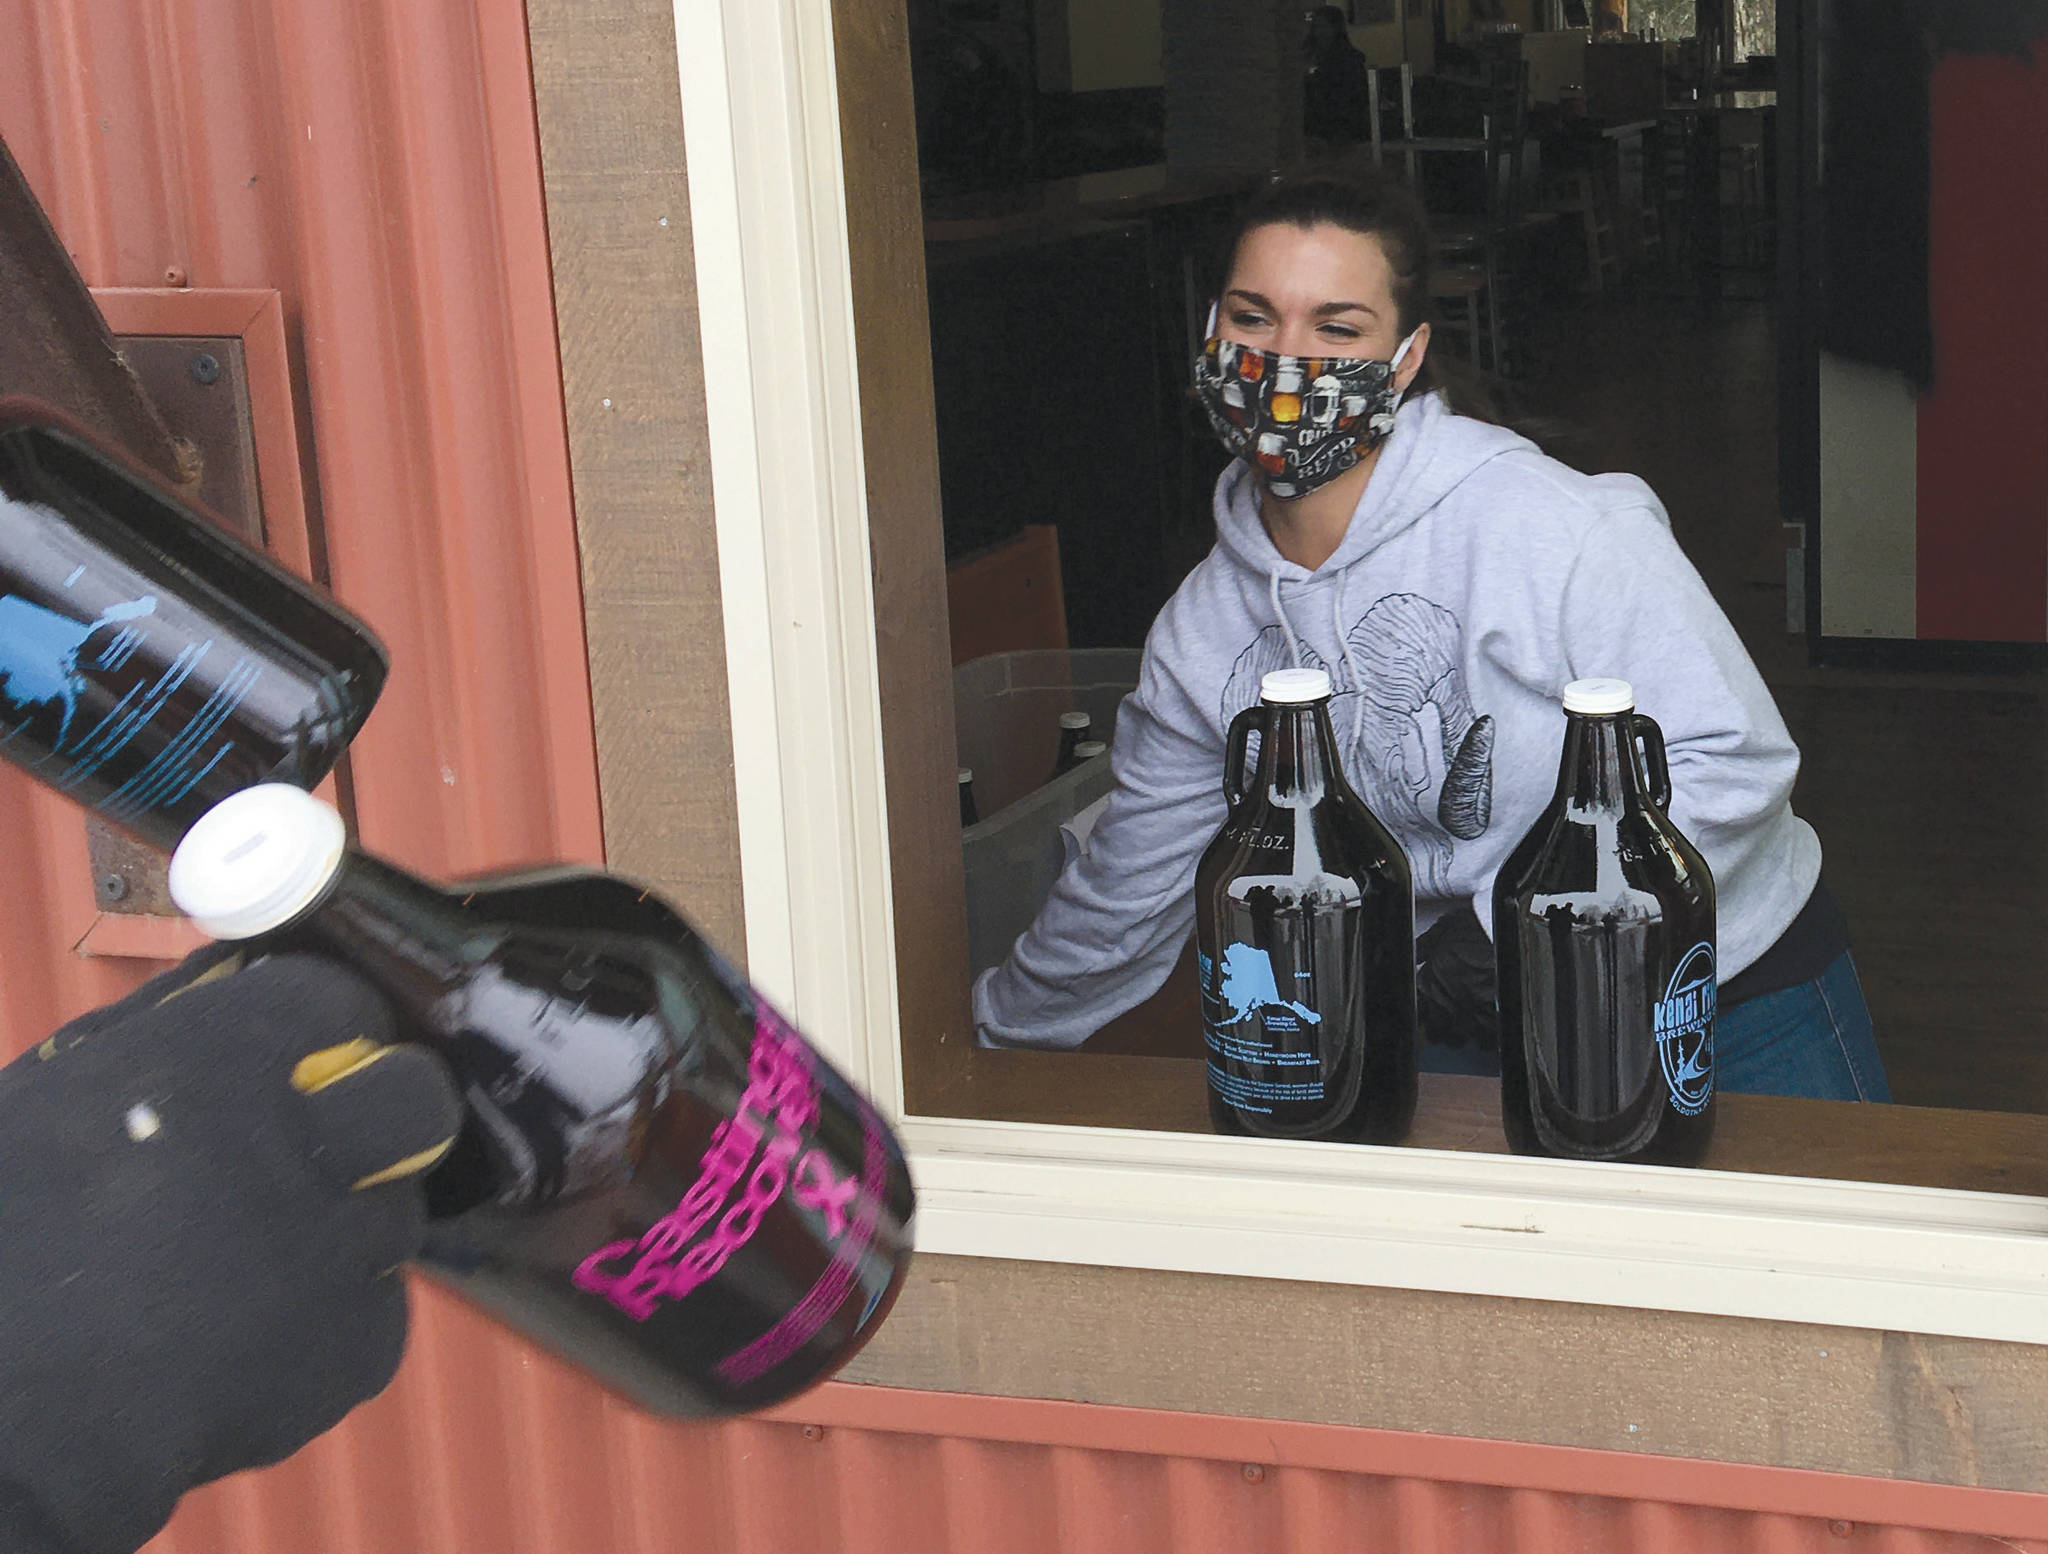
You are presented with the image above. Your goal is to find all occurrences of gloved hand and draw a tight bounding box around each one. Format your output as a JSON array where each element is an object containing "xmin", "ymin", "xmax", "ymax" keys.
[
  {"xmin": 0, "ymin": 950, "xmax": 461, "ymax": 1554},
  {"xmin": 1416, "ymin": 905, "xmax": 1501, "ymax": 1058}
]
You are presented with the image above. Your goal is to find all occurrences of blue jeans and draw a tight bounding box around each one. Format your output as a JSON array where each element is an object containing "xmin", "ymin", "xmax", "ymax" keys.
[
  {"xmin": 1713, "ymin": 951, "xmax": 1891, "ymax": 1101},
  {"xmin": 1422, "ymin": 951, "xmax": 1892, "ymax": 1103}
]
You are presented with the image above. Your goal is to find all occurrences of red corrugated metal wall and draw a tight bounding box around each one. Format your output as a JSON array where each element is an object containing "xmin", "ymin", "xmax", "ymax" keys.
[
  {"xmin": 149, "ymin": 1367, "xmax": 2048, "ymax": 1552},
  {"xmin": 0, "ymin": 0, "xmax": 612, "ymax": 1546},
  {"xmin": 3, "ymin": 3, "xmax": 2045, "ymax": 1549},
  {"xmin": 0, "ymin": 0, "xmax": 604, "ymax": 903}
]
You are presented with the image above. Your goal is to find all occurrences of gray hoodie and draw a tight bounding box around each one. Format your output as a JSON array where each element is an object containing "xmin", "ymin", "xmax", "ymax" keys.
[{"xmin": 974, "ymin": 391, "xmax": 1819, "ymax": 1049}]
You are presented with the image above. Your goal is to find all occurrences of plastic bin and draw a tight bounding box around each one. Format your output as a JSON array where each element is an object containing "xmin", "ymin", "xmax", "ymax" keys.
[{"xmin": 955, "ymin": 649, "xmax": 1143, "ymax": 975}]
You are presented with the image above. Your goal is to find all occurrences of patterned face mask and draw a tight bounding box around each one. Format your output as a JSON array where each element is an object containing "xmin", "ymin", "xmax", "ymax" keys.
[{"xmin": 1192, "ymin": 315, "xmax": 1418, "ymax": 499}]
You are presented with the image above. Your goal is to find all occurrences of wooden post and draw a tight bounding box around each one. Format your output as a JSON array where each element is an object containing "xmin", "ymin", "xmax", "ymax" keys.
[{"xmin": 0, "ymin": 135, "xmax": 192, "ymax": 490}]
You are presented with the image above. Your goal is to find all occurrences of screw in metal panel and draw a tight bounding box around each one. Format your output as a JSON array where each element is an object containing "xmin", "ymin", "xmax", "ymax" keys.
[
  {"xmin": 800, "ymin": 1424, "xmax": 825, "ymax": 1442},
  {"xmin": 1241, "ymin": 1464, "xmax": 1265, "ymax": 1484},
  {"xmin": 189, "ymin": 353, "xmax": 222, "ymax": 386},
  {"xmin": 98, "ymin": 873, "xmax": 129, "ymax": 903},
  {"xmin": 1828, "ymin": 1522, "xmax": 1854, "ymax": 1538},
  {"xmin": 163, "ymin": 266, "xmax": 188, "ymax": 287}
]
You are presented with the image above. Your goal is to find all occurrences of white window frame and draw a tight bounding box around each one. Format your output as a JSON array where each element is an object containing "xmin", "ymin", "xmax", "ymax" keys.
[{"xmin": 672, "ymin": 0, "xmax": 2048, "ymax": 1345}]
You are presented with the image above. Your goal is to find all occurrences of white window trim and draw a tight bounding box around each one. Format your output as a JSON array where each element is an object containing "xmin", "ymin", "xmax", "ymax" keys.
[{"xmin": 672, "ymin": 0, "xmax": 2048, "ymax": 1346}]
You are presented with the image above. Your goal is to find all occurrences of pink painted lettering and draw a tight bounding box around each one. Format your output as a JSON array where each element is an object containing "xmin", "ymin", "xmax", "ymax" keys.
[
  {"xmin": 572, "ymin": 1239, "xmax": 675, "ymax": 1322},
  {"xmin": 573, "ymin": 1004, "xmax": 826, "ymax": 1322},
  {"xmin": 791, "ymin": 1149, "xmax": 859, "ymax": 1239},
  {"xmin": 711, "ymin": 1112, "xmax": 893, "ymax": 1386}
]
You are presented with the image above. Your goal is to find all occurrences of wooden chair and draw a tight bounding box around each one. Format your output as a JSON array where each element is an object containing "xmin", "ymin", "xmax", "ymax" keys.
[
  {"xmin": 1545, "ymin": 163, "xmax": 1619, "ymax": 294},
  {"xmin": 1651, "ymin": 113, "xmax": 1695, "ymax": 273},
  {"xmin": 1718, "ymin": 129, "xmax": 1770, "ymax": 269},
  {"xmin": 1636, "ymin": 175, "xmax": 1666, "ymax": 267},
  {"xmin": 1429, "ymin": 261, "xmax": 1490, "ymax": 365},
  {"xmin": 1425, "ymin": 61, "xmax": 1543, "ymax": 374},
  {"xmin": 1365, "ymin": 63, "xmax": 1418, "ymax": 180}
]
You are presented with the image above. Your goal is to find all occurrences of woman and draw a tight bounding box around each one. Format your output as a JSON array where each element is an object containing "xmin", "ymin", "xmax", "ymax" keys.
[
  {"xmin": 974, "ymin": 169, "xmax": 1890, "ymax": 1103},
  {"xmin": 1304, "ymin": 6, "xmax": 1371, "ymax": 150}
]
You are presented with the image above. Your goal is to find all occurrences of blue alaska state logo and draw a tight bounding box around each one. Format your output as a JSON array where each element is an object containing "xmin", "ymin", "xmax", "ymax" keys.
[
  {"xmin": 1209, "ymin": 942, "xmax": 1320, "ymax": 1033},
  {"xmin": 0, "ymin": 592, "xmax": 158, "ymax": 753}
]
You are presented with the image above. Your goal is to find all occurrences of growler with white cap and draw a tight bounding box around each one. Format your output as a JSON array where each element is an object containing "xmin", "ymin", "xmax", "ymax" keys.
[
  {"xmin": 1194, "ymin": 667, "xmax": 1417, "ymax": 1143},
  {"xmin": 0, "ymin": 401, "xmax": 385, "ymax": 848},
  {"xmin": 167, "ymin": 785, "xmax": 915, "ymax": 1416},
  {"xmin": 1494, "ymin": 678, "xmax": 1717, "ymax": 1166}
]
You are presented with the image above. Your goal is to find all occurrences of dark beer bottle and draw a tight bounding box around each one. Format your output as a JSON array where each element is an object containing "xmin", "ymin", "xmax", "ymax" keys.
[
  {"xmin": 1494, "ymin": 679, "xmax": 1716, "ymax": 1166},
  {"xmin": 957, "ymin": 766, "xmax": 978, "ymax": 827},
  {"xmin": 1194, "ymin": 667, "xmax": 1417, "ymax": 1143},
  {"xmin": 1051, "ymin": 710, "xmax": 1093, "ymax": 779},
  {"xmin": 0, "ymin": 401, "xmax": 387, "ymax": 848},
  {"xmin": 167, "ymin": 784, "xmax": 916, "ymax": 1417}
]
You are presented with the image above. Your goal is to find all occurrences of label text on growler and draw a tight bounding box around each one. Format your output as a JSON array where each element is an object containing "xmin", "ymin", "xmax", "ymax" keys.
[
  {"xmin": 573, "ymin": 1014, "xmax": 866, "ymax": 1321},
  {"xmin": 1654, "ymin": 942, "xmax": 1716, "ymax": 1117}
]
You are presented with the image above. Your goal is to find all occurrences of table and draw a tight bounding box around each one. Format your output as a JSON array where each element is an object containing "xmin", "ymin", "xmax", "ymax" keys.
[
  {"xmin": 952, "ymin": 1050, "xmax": 2048, "ymax": 1199},
  {"xmin": 949, "ymin": 946, "xmax": 2048, "ymax": 1196},
  {"xmin": 1683, "ymin": 89, "xmax": 1778, "ymax": 111},
  {"xmin": 923, "ymin": 163, "xmax": 1254, "ymax": 249}
]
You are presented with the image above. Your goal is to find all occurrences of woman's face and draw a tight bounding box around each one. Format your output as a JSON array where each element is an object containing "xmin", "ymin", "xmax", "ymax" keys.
[{"xmin": 1217, "ymin": 221, "xmax": 1429, "ymax": 393}]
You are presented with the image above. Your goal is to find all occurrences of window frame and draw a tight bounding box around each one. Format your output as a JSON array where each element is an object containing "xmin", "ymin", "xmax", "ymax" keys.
[{"xmin": 671, "ymin": 0, "xmax": 2048, "ymax": 1346}]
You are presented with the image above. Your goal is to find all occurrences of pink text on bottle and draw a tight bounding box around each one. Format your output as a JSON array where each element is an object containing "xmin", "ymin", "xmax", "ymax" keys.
[{"xmin": 572, "ymin": 1005, "xmax": 867, "ymax": 1322}]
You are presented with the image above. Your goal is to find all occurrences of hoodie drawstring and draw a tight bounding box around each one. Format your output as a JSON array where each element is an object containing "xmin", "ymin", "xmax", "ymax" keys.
[
  {"xmin": 1271, "ymin": 568, "xmax": 1368, "ymax": 769},
  {"xmin": 1333, "ymin": 574, "xmax": 1368, "ymax": 766},
  {"xmin": 1268, "ymin": 571, "xmax": 1305, "ymax": 669}
]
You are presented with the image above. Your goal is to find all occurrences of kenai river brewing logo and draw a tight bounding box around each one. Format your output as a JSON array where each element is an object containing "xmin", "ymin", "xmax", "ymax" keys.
[{"xmin": 1654, "ymin": 942, "xmax": 1716, "ymax": 1116}]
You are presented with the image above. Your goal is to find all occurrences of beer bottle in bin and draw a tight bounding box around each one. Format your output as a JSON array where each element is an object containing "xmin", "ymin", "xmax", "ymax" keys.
[
  {"xmin": 166, "ymin": 785, "xmax": 916, "ymax": 1417},
  {"xmin": 1051, "ymin": 710, "xmax": 1093, "ymax": 779},
  {"xmin": 1494, "ymin": 679, "xmax": 1716, "ymax": 1166},
  {"xmin": 1194, "ymin": 668, "xmax": 1417, "ymax": 1144},
  {"xmin": 0, "ymin": 400, "xmax": 387, "ymax": 848},
  {"xmin": 957, "ymin": 766, "xmax": 979, "ymax": 827}
]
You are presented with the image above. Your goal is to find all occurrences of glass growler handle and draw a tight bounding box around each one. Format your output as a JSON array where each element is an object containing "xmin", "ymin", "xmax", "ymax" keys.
[
  {"xmin": 1223, "ymin": 704, "xmax": 1265, "ymax": 810},
  {"xmin": 1632, "ymin": 713, "xmax": 1673, "ymax": 811}
]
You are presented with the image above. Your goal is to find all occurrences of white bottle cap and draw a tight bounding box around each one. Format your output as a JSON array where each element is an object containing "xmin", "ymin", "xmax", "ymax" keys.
[
  {"xmin": 1058, "ymin": 711, "xmax": 1092, "ymax": 730},
  {"xmin": 957, "ymin": 767, "xmax": 973, "ymax": 784},
  {"xmin": 167, "ymin": 784, "xmax": 349, "ymax": 941},
  {"xmin": 1562, "ymin": 677, "xmax": 1635, "ymax": 715},
  {"xmin": 1074, "ymin": 740, "xmax": 1108, "ymax": 759},
  {"xmin": 1260, "ymin": 667, "xmax": 1332, "ymax": 704}
]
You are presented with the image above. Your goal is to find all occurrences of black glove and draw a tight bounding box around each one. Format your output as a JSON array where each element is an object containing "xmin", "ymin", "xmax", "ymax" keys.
[
  {"xmin": 1416, "ymin": 905, "xmax": 1501, "ymax": 1056},
  {"xmin": 0, "ymin": 950, "xmax": 461, "ymax": 1554}
]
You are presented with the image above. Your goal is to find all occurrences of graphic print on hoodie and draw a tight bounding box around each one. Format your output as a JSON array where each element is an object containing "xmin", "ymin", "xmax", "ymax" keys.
[
  {"xmin": 975, "ymin": 391, "xmax": 1819, "ymax": 1051},
  {"xmin": 1220, "ymin": 595, "xmax": 1498, "ymax": 898}
]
